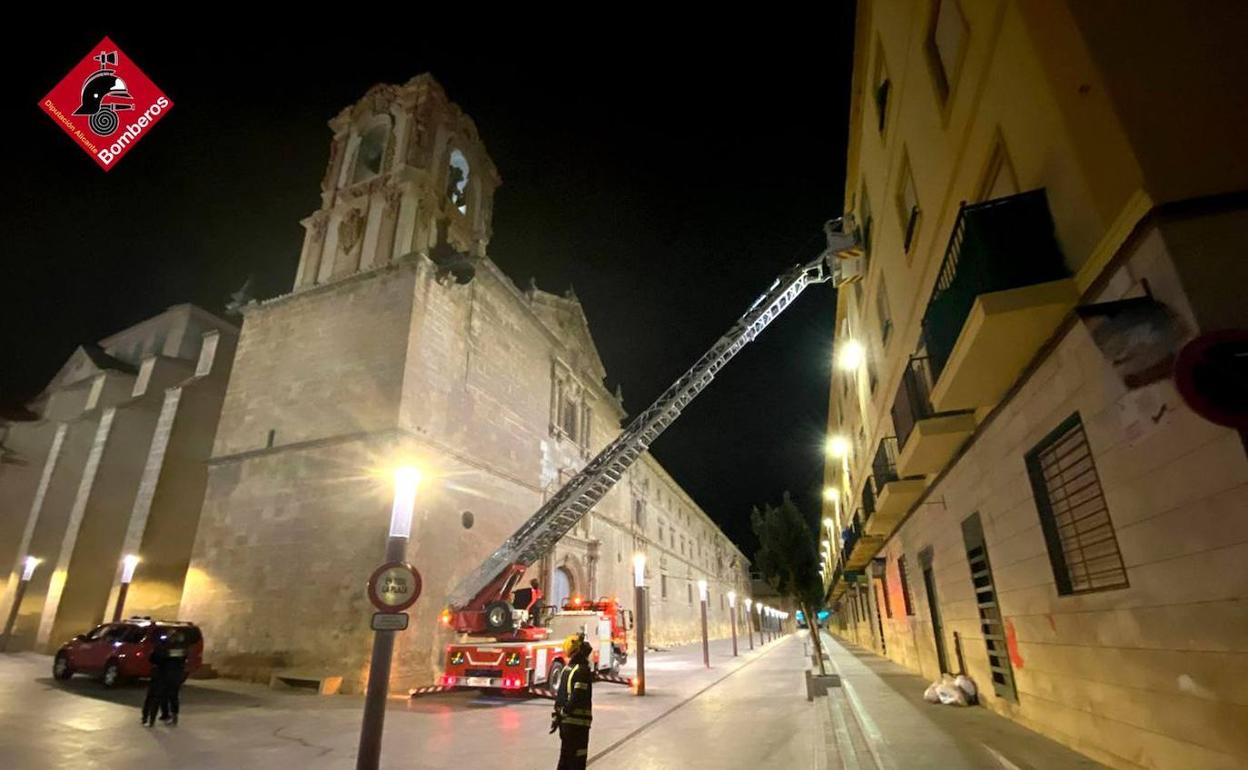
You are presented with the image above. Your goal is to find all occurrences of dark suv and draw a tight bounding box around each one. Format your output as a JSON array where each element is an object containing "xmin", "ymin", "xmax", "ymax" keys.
[{"xmin": 53, "ymin": 618, "xmax": 203, "ymax": 687}]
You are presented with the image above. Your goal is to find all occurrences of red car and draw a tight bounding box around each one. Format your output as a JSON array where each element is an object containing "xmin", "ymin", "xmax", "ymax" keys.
[{"xmin": 53, "ymin": 618, "xmax": 203, "ymax": 687}]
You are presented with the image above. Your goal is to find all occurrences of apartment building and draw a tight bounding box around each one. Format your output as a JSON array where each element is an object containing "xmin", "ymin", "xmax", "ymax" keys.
[{"xmin": 821, "ymin": 2, "xmax": 1248, "ymax": 769}]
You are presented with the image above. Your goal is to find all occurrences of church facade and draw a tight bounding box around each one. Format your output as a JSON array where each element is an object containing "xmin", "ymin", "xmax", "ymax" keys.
[{"xmin": 180, "ymin": 75, "xmax": 752, "ymax": 693}]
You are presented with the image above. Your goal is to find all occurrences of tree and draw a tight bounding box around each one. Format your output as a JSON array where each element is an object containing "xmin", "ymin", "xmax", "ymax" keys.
[{"xmin": 751, "ymin": 491, "xmax": 829, "ymax": 676}]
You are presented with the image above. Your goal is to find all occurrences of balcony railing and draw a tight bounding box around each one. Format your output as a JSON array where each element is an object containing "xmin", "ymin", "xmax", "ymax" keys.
[
  {"xmin": 870, "ymin": 436, "xmax": 902, "ymax": 496},
  {"xmin": 921, "ymin": 189, "xmax": 1068, "ymax": 382},
  {"xmin": 892, "ymin": 356, "xmax": 938, "ymax": 450}
]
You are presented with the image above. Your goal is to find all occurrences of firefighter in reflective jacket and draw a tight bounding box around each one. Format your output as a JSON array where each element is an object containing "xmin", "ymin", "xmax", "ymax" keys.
[{"xmin": 551, "ymin": 633, "xmax": 593, "ymax": 769}]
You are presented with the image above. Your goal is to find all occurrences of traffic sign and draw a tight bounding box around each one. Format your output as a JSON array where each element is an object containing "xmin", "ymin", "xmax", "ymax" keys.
[
  {"xmin": 367, "ymin": 562, "xmax": 422, "ymax": 613},
  {"xmin": 371, "ymin": 612, "xmax": 410, "ymax": 631}
]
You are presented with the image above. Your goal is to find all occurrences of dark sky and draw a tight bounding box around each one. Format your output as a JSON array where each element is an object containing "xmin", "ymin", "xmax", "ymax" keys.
[{"xmin": 4, "ymin": 16, "xmax": 856, "ymax": 557}]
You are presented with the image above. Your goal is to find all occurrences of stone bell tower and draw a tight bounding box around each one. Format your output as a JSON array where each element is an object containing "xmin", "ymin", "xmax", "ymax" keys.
[{"xmin": 292, "ymin": 74, "xmax": 501, "ymax": 290}]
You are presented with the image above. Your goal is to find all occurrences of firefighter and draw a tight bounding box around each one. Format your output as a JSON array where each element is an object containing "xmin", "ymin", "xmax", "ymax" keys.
[
  {"xmin": 550, "ymin": 633, "xmax": 593, "ymax": 770},
  {"xmin": 512, "ymin": 578, "xmax": 543, "ymax": 626}
]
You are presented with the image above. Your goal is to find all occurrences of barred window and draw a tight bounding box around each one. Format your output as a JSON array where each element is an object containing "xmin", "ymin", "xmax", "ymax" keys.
[{"xmin": 1026, "ymin": 414, "xmax": 1128, "ymax": 595}]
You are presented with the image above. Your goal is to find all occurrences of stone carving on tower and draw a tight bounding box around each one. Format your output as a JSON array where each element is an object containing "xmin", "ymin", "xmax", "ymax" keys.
[{"xmin": 292, "ymin": 74, "xmax": 501, "ymax": 291}]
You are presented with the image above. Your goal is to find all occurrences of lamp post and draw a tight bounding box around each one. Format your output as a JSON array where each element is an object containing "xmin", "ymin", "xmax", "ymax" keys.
[
  {"xmin": 744, "ymin": 598, "xmax": 754, "ymax": 650},
  {"xmin": 697, "ymin": 579, "xmax": 709, "ymax": 668},
  {"xmin": 112, "ymin": 554, "xmax": 140, "ymax": 622},
  {"xmin": 632, "ymin": 553, "xmax": 647, "ymax": 696},
  {"xmin": 2, "ymin": 557, "xmax": 40, "ymax": 652},
  {"xmin": 357, "ymin": 466, "xmax": 421, "ymax": 770},
  {"xmin": 727, "ymin": 590, "xmax": 738, "ymax": 657},
  {"xmin": 757, "ymin": 604, "xmax": 766, "ymax": 643}
]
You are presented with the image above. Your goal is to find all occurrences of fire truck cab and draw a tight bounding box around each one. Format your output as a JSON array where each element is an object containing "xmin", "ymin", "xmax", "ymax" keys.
[{"xmin": 440, "ymin": 597, "xmax": 632, "ymax": 692}]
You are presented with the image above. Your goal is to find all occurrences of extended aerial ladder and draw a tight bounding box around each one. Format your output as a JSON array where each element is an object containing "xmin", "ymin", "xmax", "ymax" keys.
[{"xmin": 444, "ymin": 217, "xmax": 862, "ymax": 637}]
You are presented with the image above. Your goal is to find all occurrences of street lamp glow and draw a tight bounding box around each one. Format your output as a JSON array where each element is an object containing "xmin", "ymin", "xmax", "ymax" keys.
[
  {"xmin": 836, "ymin": 339, "xmax": 865, "ymax": 371},
  {"xmin": 120, "ymin": 554, "xmax": 140, "ymax": 584},
  {"xmin": 823, "ymin": 487, "xmax": 840, "ymax": 503},
  {"xmin": 744, "ymin": 598, "xmax": 753, "ymax": 611},
  {"xmin": 21, "ymin": 556, "xmax": 40, "ymax": 581},
  {"xmin": 389, "ymin": 465, "xmax": 422, "ymax": 538},
  {"xmin": 697, "ymin": 579, "xmax": 708, "ymax": 602},
  {"xmin": 825, "ymin": 435, "xmax": 850, "ymax": 459},
  {"xmin": 632, "ymin": 553, "xmax": 647, "ymax": 587},
  {"xmin": 823, "ymin": 517, "xmax": 834, "ymax": 530},
  {"xmin": 727, "ymin": 590, "xmax": 737, "ymax": 608}
]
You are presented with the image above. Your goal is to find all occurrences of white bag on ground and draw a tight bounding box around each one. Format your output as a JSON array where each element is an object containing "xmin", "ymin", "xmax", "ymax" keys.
[
  {"xmin": 923, "ymin": 682, "xmax": 941, "ymax": 703},
  {"xmin": 955, "ymin": 674, "xmax": 978, "ymax": 704},
  {"xmin": 935, "ymin": 673, "xmax": 967, "ymax": 706}
]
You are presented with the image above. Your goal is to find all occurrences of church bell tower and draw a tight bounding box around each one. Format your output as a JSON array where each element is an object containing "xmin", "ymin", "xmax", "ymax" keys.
[{"xmin": 291, "ymin": 74, "xmax": 501, "ymax": 290}]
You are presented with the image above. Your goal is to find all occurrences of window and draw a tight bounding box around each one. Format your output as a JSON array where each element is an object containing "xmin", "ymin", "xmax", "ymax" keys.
[
  {"xmin": 897, "ymin": 557, "xmax": 915, "ymax": 615},
  {"xmin": 633, "ymin": 497, "xmax": 646, "ymax": 528},
  {"xmin": 1026, "ymin": 414, "xmax": 1128, "ymax": 595},
  {"xmin": 351, "ymin": 122, "xmax": 389, "ymax": 185},
  {"xmin": 873, "ymin": 40, "xmax": 891, "ymax": 134},
  {"xmin": 560, "ymin": 393, "xmax": 578, "ymax": 441},
  {"xmin": 926, "ymin": 0, "xmax": 968, "ymax": 104},
  {"xmin": 876, "ymin": 279, "xmax": 893, "ymax": 347},
  {"xmin": 83, "ymin": 625, "xmax": 108, "ymax": 641},
  {"xmin": 897, "ymin": 154, "xmax": 920, "ymax": 253},
  {"xmin": 447, "ymin": 148, "xmax": 471, "ymax": 215},
  {"xmin": 658, "ymin": 523, "xmax": 665, "ymax": 544},
  {"xmin": 661, "ymin": 574, "xmax": 668, "ymax": 599},
  {"xmin": 687, "ymin": 582, "xmax": 693, "ymax": 604},
  {"xmin": 977, "ymin": 133, "xmax": 1020, "ymax": 202},
  {"xmin": 868, "ymin": 358, "xmax": 879, "ymax": 395},
  {"xmin": 879, "ymin": 578, "xmax": 893, "ymax": 618},
  {"xmin": 859, "ymin": 182, "xmax": 874, "ymax": 259}
]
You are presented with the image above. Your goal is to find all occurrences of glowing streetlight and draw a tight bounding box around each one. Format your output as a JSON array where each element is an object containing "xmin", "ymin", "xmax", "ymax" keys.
[
  {"xmin": 836, "ymin": 339, "xmax": 865, "ymax": 371},
  {"xmin": 113, "ymin": 554, "xmax": 141, "ymax": 622},
  {"xmin": 632, "ymin": 553, "xmax": 648, "ymax": 696},
  {"xmin": 360, "ymin": 463, "xmax": 423, "ymax": 770},
  {"xmin": 823, "ymin": 487, "xmax": 840, "ymax": 503},
  {"xmin": 3, "ymin": 557, "xmax": 42, "ymax": 651},
  {"xmin": 825, "ymin": 436, "xmax": 850, "ymax": 459}
]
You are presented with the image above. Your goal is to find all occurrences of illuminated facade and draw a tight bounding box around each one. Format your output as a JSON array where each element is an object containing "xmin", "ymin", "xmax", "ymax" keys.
[
  {"xmin": 180, "ymin": 75, "xmax": 750, "ymax": 693},
  {"xmin": 822, "ymin": 2, "xmax": 1248, "ymax": 769}
]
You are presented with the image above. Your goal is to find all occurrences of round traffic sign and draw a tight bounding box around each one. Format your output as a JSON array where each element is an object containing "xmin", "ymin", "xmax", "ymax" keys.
[{"xmin": 367, "ymin": 561, "xmax": 422, "ymax": 613}]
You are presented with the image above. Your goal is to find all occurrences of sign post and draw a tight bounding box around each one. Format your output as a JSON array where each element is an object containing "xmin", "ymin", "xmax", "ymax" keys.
[{"xmin": 357, "ymin": 467, "xmax": 422, "ymax": 770}]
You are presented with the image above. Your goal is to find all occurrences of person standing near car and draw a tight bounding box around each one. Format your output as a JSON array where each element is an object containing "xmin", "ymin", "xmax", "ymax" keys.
[
  {"xmin": 141, "ymin": 632, "xmax": 171, "ymax": 726},
  {"xmin": 156, "ymin": 630, "xmax": 188, "ymax": 725},
  {"xmin": 550, "ymin": 634, "xmax": 594, "ymax": 770}
]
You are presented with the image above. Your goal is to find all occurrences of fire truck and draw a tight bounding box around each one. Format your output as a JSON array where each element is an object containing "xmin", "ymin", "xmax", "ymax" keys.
[
  {"xmin": 420, "ymin": 218, "xmax": 861, "ymax": 697},
  {"xmin": 439, "ymin": 597, "xmax": 632, "ymax": 692}
]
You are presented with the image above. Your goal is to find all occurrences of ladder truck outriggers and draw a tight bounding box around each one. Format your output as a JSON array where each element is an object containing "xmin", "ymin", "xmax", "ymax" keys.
[{"xmin": 428, "ymin": 218, "xmax": 863, "ymax": 696}]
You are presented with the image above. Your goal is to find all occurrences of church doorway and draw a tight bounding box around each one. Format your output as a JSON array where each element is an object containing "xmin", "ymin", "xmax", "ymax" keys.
[{"xmin": 552, "ymin": 567, "xmax": 574, "ymax": 610}]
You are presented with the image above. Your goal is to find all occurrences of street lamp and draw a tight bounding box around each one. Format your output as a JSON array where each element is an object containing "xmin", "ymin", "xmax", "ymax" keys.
[
  {"xmin": 632, "ymin": 553, "xmax": 647, "ymax": 696},
  {"xmin": 825, "ymin": 435, "xmax": 850, "ymax": 459},
  {"xmin": 744, "ymin": 598, "xmax": 754, "ymax": 650},
  {"xmin": 727, "ymin": 590, "xmax": 738, "ymax": 657},
  {"xmin": 112, "ymin": 554, "xmax": 140, "ymax": 622},
  {"xmin": 697, "ymin": 579, "xmax": 709, "ymax": 668},
  {"xmin": 2, "ymin": 557, "xmax": 41, "ymax": 652},
  {"xmin": 836, "ymin": 339, "xmax": 865, "ymax": 371},
  {"xmin": 358, "ymin": 464, "xmax": 422, "ymax": 770}
]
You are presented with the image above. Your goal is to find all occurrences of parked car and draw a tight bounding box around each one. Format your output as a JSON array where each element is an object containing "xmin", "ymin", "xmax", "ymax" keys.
[{"xmin": 53, "ymin": 618, "xmax": 203, "ymax": 687}]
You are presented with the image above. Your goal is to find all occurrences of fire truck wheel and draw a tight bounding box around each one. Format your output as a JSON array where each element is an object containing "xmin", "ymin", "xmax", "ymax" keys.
[
  {"xmin": 547, "ymin": 658, "xmax": 566, "ymax": 689},
  {"xmin": 483, "ymin": 600, "xmax": 514, "ymax": 633}
]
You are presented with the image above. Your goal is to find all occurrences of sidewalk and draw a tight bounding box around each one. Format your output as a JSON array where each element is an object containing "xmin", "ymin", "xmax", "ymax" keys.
[{"xmin": 816, "ymin": 633, "xmax": 1104, "ymax": 770}]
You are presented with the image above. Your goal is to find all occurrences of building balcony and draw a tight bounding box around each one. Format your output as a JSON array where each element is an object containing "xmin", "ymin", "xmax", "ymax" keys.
[
  {"xmin": 864, "ymin": 437, "xmax": 927, "ymax": 537},
  {"xmin": 843, "ymin": 508, "xmax": 884, "ymax": 570},
  {"xmin": 921, "ymin": 190, "xmax": 1077, "ymax": 413},
  {"xmin": 892, "ymin": 356, "xmax": 977, "ymax": 477}
]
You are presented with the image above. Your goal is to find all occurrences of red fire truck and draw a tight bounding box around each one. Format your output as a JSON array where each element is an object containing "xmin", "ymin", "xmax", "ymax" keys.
[{"xmin": 439, "ymin": 597, "xmax": 632, "ymax": 692}]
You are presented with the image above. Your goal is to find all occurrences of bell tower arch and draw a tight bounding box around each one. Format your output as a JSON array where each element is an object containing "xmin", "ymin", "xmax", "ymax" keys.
[{"xmin": 292, "ymin": 74, "xmax": 501, "ymax": 290}]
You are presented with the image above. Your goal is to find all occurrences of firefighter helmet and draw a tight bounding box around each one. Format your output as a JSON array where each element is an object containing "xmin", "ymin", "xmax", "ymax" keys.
[{"xmin": 562, "ymin": 633, "xmax": 584, "ymax": 657}]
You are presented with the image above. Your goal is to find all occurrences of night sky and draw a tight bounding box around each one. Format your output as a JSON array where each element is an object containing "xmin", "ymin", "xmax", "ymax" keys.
[{"xmin": 4, "ymin": 17, "xmax": 856, "ymax": 557}]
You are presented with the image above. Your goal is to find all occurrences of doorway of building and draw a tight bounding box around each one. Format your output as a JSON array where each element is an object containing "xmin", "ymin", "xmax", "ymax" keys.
[
  {"xmin": 552, "ymin": 566, "xmax": 573, "ymax": 610},
  {"xmin": 919, "ymin": 547, "xmax": 950, "ymax": 674}
]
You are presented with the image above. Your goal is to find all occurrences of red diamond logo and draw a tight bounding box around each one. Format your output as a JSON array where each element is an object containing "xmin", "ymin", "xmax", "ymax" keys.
[{"xmin": 39, "ymin": 37, "xmax": 173, "ymax": 171}]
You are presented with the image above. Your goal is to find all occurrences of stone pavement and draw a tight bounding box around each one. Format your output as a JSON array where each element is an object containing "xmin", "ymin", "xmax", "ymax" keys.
[
  {"xmin": 0, "ymin": 631, "xmax": 811, "ymax": 769},
  {"xmin": 815, "ymin": 632, "xmax": 1106, "ymax": 770}
]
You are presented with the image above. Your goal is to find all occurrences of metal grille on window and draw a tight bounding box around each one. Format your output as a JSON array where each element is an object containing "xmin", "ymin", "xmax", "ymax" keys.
[
  {"xmin": 1026, "ymin": 414, "xmax": 1128, "ymax": 595},
  {"xmin": 962, "ymin": 512, "xmax": 1017, "ymax": 701},
  {"xmin": 897, "ymin": 557, "xmax": 914, "ymax": 616}
]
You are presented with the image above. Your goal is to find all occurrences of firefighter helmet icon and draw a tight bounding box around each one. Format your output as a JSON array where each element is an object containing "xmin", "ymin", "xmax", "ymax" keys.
[{"xmin": 72, "ymin": 51, "xmax": 134, "ymax": 137}]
